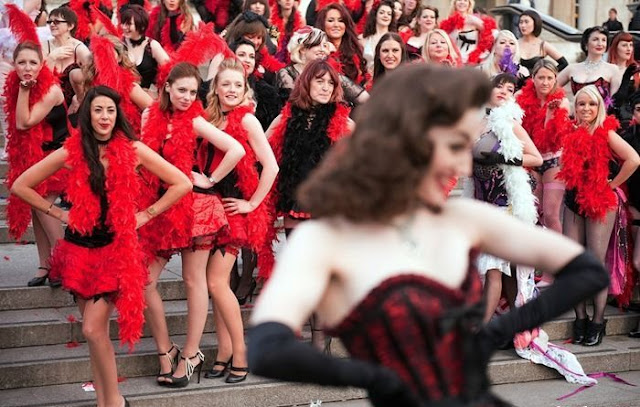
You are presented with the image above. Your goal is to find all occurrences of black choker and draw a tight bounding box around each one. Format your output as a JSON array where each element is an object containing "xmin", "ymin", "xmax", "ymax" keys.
[
  {"xmin": 96, "ymin": 138, "xmax": 112, "ymax": 145},
  {"xmin": 485, "ymin": 107, "xmax": 493, "ymax": 115},
  {"xmin": 129, "ymin": 36, "xmax": 146, "ymax": 47},
  {"xmin": 222, "ymin": 110, "xmax": 230, "ymax": 116}
]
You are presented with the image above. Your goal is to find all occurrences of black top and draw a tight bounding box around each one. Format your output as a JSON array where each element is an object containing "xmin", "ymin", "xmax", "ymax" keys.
[
  {"xmin": 64, "ymin": 194, "xmax": 114, "ymax": 248},
  {"xmin": 603, "ymin": 19, "xmax": 623, "ymax": 32},
  {"xmin": 42, "ymin": 103, "xmax": 70, "ymax": 151},
  {"xmin": 137, "ymin": 41, "xmax": 158, "ymax": 89}
]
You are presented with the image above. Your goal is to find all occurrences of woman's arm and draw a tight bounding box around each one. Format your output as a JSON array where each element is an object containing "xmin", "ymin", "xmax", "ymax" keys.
[
  {"xmin": 133, "ymin": 141, "xmax": 192, "ymax": 228},
  {"xmin": 16, "ymin": 85, "xmax": 64, "ymax": 130},
  {"xmin": 610, "ymin": 64, "xmax": 622, "ymax": 96},
  {"xmin": 222, "ymin": 114, "xmax": 279, "ymax": 215},
  {"xmin": 466, "ymin": 14, "xmax": 484, "ymax": 31},
  {"xmin": 10, "ymin": 147, "xmax": 70, "ymax": 222},
  {"xmin": 556, "ymin": 63, "xmax": 572, "ymax": 87},
  {"xmin": 608, "ymin": 130, "xmax": 640, "ymax": 189},
  {"xmin": 265, "ymin": 114, "xmax": 283, "ymax": 139},
  {"xmin": 75, "ymin": 42, "xmax": 92, "ymax": 67},
  {"xmin": 150, "ymin": 39, "xmax": 171, "ymax": 66},
  {"xmin": 544, "ymin": 41, "xmax": 563, "ymax": 61},
  {"xmin": 130, "ymin": 84, "xmax": 154, "ymax": 110},
  {"xmin": 192, "ymin": 116, "xmax": 245, "ymax": 185},
  {"xmin": 514, "ymin": 122, "xmax": 543, "ymax": 167}
]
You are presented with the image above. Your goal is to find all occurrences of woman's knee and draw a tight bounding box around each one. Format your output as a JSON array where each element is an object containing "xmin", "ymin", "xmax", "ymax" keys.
[{"xmin": 82, "ymin": 316, "xmax": 109, "ymax": 343}]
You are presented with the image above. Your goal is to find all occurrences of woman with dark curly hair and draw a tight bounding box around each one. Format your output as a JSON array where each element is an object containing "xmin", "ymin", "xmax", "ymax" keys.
[
  {"xmin": 146, "ymin": 0, "xmax": 194, "ymax": 50},
  {"xmin": 266, "ymin": 59, "xmax": 353, "ymax": 349},
  {"xmin": 247, "ymin": 63, "xmax": 610, "ymax": 407},
  {"xmin": 315, "ymin": 3, "xmax": 368, "ymax": 86},
  {"xmin": 359, "ymin": 0, "xmax": 397, "ymax": 73}
]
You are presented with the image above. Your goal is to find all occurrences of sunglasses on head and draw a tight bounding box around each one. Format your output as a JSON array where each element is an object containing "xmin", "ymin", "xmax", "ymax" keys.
[{"xmin": 47, "ymin": 20, "xmax": 68, "ymax": 25}]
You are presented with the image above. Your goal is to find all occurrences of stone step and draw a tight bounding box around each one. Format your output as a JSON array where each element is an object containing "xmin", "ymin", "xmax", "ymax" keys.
[
  {"xmin": 0, "ymin": 220, "xmax": 34, "ymax": 243},
  {"xmin": 0, "ymin": 198, "xmax": 6, "ymax": 221},
  {"xmin": 0, "ymin": 299, "xmax": 257, "ymax": 349},
  {"xmin": 0, "ymin": 162, "xmax": 7, "ymax": 179},
  {"xmin": 1, "ymin": 177, "xmax": 7, "ymax": 198},
  {"xmin": 0, "ymin": 334, "xmax": 637, "ymax": 398}
]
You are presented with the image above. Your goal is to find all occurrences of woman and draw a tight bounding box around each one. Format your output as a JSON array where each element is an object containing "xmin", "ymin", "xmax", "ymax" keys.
[
  {"xmin": 404, "ymin": 5, "xmax": 437, "ymax": 61},
  {"xmin": 120, "ymin": 5, "xmax": 170, "ymax": 97},
  {"xmin": 270, "ymin": 0, "xmax": 304, "ymax": 63},
  {"xmin": 372, "ymin": 32, "xmax": 408, "ymax": 84},
  {"xmin": 315, "ymin": 3, "xmax": 368, "ymax": 87},
  {"xmin": 397, "ymin": 0, "xmax": 418, "ymax": 31},
  {"xmin": 440, "ymin": 0, "xmax": 496, "ymax": 65},
  {"xmin": 472, "ymin": 73, "xmax": 542, "ymax": 322},
  {"xmin": 558, "ymin": 85, "xmax": 640, "ymax": 346},
  {"xmin": 231, "ymin": 39, "xmax": 281, "ymax": 129},
  {"xmin": 138, "ymin": 62, "xmax": 245, "ymax": 387},
  {"xmin": 267, "ymin": 59, "xmax": 353, "ymax": 349},
  {"xmin": 608, "ymin": 31, "xmax": 635, "ymax": 75},
  {"xmin": 247, "ymin": 64, "xmax": 609, "ymax": 406},
  {"xmin": 82, "ymin": 35, "xmax": 153, "ymax": 134},
  {"xmin": 42, "ymin": 6, "xmax": 90, "ymax": 111},
  {"xmin": 516, "ymin": 59, "xmax": 571, "ymax": 235},
  {"xmin": 243, "ymin": 0, "xmax": 278, "ymax": 54},
  {"xmin": 147, "ymin": 0, "xmax": 194, "ymax": 51},
  {"xmin": 517, "ymin": 9, "xmax": 567, "ymax": 75},
  {"xmin": 421, "ymin": 28, "xmax": 461, "ymax": 67},
  {"xmin": 557, "ymin": 26, "xmax": 621, "ymax": 102},
  {"xmin": 479, "ymin": 30, "xmax": 528, "ymax": 79},
  {"xmin": 276, "ymin": 26, "xmax": 368, "ymax": 106},
  {"xmin": 4, "ymin": 41, "xmax": 69, "ymax": 286},
  {"xmin": 11, "ymin": 85, "xmax": 191, "ymax": 407},
  {"xmin": 201, "ymin": 58, "xmax": 278, "ymax": 383},
  {"xmin": 359, "ymin": 0, "xmax": 396, "ymax": 73}
]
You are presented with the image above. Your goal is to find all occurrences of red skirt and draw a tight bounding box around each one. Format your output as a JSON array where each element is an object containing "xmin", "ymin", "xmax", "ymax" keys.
[
  {"xmin": 178, "ymin": 192, "xmax": 228, "ymax": 252},
  {"xmin": 215, "ymin": 212, "xmax": 248, "ymax": 249}
]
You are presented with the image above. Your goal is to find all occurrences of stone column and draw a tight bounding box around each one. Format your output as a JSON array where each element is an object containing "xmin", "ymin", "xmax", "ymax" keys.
[{"xmin": 578, "ymin": 0, "xmax": 597, "ymax": 29}]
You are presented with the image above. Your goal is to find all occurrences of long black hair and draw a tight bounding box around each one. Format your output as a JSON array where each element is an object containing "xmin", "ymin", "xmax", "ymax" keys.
[{"xmin": 77, "ymin": 86, "xmax": 136, "ymax": 197}]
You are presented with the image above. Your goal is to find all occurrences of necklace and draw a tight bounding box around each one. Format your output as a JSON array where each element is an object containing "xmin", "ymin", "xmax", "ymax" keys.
[
  {"xmin": 129, "ymin": 36, "xmax": 146, "ymax": 47},
  {"xmin": 394, "ymin": 211, "xmax": 420, "ymax": 257},
  {"xmin": 583, "ymin": 58, "xmax": 603, "ymax": 74}
]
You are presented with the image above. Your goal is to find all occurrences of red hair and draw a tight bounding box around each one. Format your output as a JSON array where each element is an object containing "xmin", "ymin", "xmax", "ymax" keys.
[
  {"xmin": 290, "ymin": 59, "xmax": 343, "ymax": 110},
  {"xmin": 608, "ymin": 31, "xmax": 635, "ymax": 67}
]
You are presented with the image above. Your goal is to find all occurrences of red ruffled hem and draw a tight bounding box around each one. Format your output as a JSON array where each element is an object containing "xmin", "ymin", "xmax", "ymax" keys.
[
  {"xmin": 215, "ymin": 213, "xmax": 248, "ymax": 248},
  {"xmin": 287, "ymin": 209, "xmax": 312, "ymax": 219}
]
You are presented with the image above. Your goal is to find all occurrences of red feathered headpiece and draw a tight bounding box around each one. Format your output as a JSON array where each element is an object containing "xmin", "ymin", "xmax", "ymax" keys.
[
  {"xmin": 92, "ymin": 6, "xmax": 121, "ymax": 37},
  {"xmin": 156, "ymin": 22, "xmax": 233, "ymax": 86},
  {"xmin": 5, "ymin": 4, "xmax": 40, "ymax": 45}
]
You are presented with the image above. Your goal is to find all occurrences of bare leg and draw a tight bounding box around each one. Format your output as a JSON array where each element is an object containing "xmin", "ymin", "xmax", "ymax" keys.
[
  {"xmin": 31, "ymin": 195, "xmax": 63, "ymax": 274},
  {"xmin": 169, "ymin": 249, "xmax": 210, "ymax": 380},
  {"xmin": 144, "ymin": 257, "xmax": 176, "ymax": 382},
  {"xmin": 585, "ymin": 209, "xmax": 616, "ymax": 323},
  {"xmin": 81, "ymin": 298, "xmax": 124, "ymax": 407},
  {"xmin": 206, "ymin": 249, "xmax": 247, "ymax": 376},
  {"xmin": 563, "ymin": 206, "xmax": 587, "ymax": 319},
  {"xmin": 541, "ymin": 167, "xmax": 565, "ymax": 233},
  {"xmin": 483, "ymin": 269, "xmax": 503, "ymax": 323}
]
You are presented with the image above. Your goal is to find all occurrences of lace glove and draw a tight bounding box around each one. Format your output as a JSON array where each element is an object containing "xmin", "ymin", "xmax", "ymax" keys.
[
  {"xmin": 479, "ymin": 251, "xmax": 609, "ymax": 356},
  {"xmin": 248, "ymin": 322, "xmax": 420, "ymax": 406},
  {"xmin": 475, "ymin": 151, "xmax": 523, "ymax": 166}
]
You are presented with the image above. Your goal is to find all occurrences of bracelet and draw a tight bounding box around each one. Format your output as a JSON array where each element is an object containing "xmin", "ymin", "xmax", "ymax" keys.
[
  {"xmin": 45, "ymin": 203, "xmax": 54, "ymax": 215},
  {"xmin": 146, "ymin": 206, "xmax": 158, "ymax": 218},
  {"xmin": 208, "ymin": 175, "xmax": 218, "ymax": 185}
]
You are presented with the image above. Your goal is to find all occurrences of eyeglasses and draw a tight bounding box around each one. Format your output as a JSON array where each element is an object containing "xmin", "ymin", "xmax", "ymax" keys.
[{"xmin": 47, "ymin": 20, "xmax": 68, "ymax": 25}]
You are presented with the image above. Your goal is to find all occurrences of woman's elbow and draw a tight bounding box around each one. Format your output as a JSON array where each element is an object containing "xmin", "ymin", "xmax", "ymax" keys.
[
  {"xmin": 16, "ymin": 121, "xmax": 31, "ymax": 131},
  {"xmin": 10, "ymin": 182, "xmax": 25, "ymax": 199}
]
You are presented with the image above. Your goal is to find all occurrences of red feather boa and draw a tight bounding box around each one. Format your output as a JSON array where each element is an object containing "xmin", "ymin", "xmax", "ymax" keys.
[
  {"xmin": 89, "ymin": 36, "xmax": 141, "ymax": 133},
  {"xmin": 68, "ymin": 0, "xmax": 94, "ymax": 42},
  {"xmin": 58, "ymin": 130, "xmax": 146, "ymax": 350},
  {"xmin": 558, "ymin": 116, "xmax": 620, "ymax": 221},
  {"xmin": 261, "ymin": 102, "xmax": 351, "ymax": 280},
  {"xmin": 439, "ymin": 12, "xmax": 496, "ymax": 65},
  {"xmin": 147, "ymin": 6, "xmax": 186, "ymax": 51},
  {"xmin": 204, "ymin": 0, "xmax": 231, "ymax": 31},
  {"xmin": 258, "ymin": 47, "xmax": 286, "ymax": 74},
  {"xmin": 270, "ymin": 6, "xmax": 304, "ymax": 63},
  {"xmin": 220, "ymin": 106, "xmax": 275, "ymax": 275},
  {"xmin": 138, "ymin": 102, "xmax": 203, "ymax": 252},
  {"xmin": 5, "ymin": 4, "xmax": 39, "ymax": 44},
  {"xmin": 516, "ymin": 80, "xmax": 571, "ymax": 154},
  {"xmin": 3, "ymin": 67, "xmax": 64, "ymax": 240}
]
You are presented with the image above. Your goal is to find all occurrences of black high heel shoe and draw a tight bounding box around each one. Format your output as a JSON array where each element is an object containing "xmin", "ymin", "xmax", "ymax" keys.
[
  {"xmin": 236, "ymin": 279, "xmax": 257, "ymax": 306},
  {"xmin": 225, "ymin": 365, "xmax": 249, "ymax": 384},
  {"xmin": 583, "ymin": 319, "xmax": 607, "ymax": 346},
  {"xmin": 27, "ymin": 267, "xmax": 50, "ymax": 287},
  {"xmin": 204, "ymin": 356, "xmax": 233, "ymax": 379},
  {"xmin": 164, "ymin": 350, "xmax": 204, "ymax": 388},
  {"xmin": 156, "ymin": 343, "xmax": 180, "ymax": 386},
  {"xmin": 571, "ymin": 318, "xmax": 589, "ymax": 344}
]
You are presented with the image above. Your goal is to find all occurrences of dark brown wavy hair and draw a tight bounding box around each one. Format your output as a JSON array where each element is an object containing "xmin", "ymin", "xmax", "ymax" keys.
[
  {"xmin": 363, "ymin": 0, "xmax": 397, "ymax": 38},
  {"xmin": 290, "ymin": 59, "xmax": 343, "ymax": 110},
  {"xmin": 298, "ymin": 64, "xmax": 491, "ymax": 222}
]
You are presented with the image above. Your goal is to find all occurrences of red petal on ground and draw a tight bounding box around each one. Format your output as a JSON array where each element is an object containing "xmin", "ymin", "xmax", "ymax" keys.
[
  {"xmin": 66, "ymin": 314, "xmax": 77, "ymax": 323},
  {"xmin": 118, "ymin": 376, "xmax": 127, "ymax": 382},
  {"xmin": 66, "ymin": 341, "xmax": 81, "ymax": 348},
  {"xmin": 3, "ymin": 256, "xmax": 9, "ymax": 260}
]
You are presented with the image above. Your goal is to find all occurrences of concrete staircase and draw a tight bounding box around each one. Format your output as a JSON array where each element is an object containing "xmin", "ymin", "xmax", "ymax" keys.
[{"xmin": 0, "ymin": 242, "xmax": 638, "ymax": 406}]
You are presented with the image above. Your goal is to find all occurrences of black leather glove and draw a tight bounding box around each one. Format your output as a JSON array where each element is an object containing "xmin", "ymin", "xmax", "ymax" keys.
[
  {"xmin": 248, "ymin": 322, "xmax": 419, "ymax": 406},
  {"xmin": 475, "ymin": 151, "xmax": 523, "ymax": 166}
]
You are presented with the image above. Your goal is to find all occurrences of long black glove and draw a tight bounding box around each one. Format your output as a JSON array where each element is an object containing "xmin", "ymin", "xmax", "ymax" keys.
[
  {"xmin": 555, "ymin": 57, "xmax": 569, "ymax": 72},
  {"xmin": 248, "ymin": 322, "xmax": 420, "ymax": 406},
  {"xmin": 479, "ymin": 251, "xmax": 609, "ymax": 355},
  {"xmin": 475, "ymin": 151, "xmax": 523, "ymax": 166}
]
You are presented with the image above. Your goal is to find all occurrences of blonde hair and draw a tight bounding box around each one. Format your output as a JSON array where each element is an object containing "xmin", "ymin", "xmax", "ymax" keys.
[
  {"xmin": 480, "ymin": 30, "xmax": 520, "ymax": 77},
  {"xmin": 421, "ymin": 29, "xmax": 459, "ymax": 66},
  {"xmin": 288, "ymin": 27, "xmax": 328, "ymax": 65},
  {"xmin": 205, "ymin": 59, "xmax": 252, "ymax": 127},
  {"xmin": 449, "ymin": 0, "xmax": 475, "ymax": 16},
  {"xmin": 531, "ymin": 59, "xmax": 559, "ymax": 94},
  {"xmin": 83, "ymin": 35, "xmax": 139, "ymax": 91},
  {"xmin": 574, "ymin": 85, "xmax": 606, "ymax": 133}
]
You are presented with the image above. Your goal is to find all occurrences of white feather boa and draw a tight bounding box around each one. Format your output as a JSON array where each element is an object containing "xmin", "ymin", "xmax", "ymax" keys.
[{"xmin": 487, "ymin": 101, "xmax": 538, "ymax": 225}]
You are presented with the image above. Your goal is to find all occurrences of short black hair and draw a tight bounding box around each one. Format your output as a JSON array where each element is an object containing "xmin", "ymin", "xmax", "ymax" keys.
[
  {"xmin": 581, "ymin": 26, "xmax": 609, "ymax": 54},
  {"xmin": 492, "ymin": 73, "xmax": 518, "ymax": 88},
  {"xmin": 520, "ymin": 9, "xmax": 542, "ymax": 37}
]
